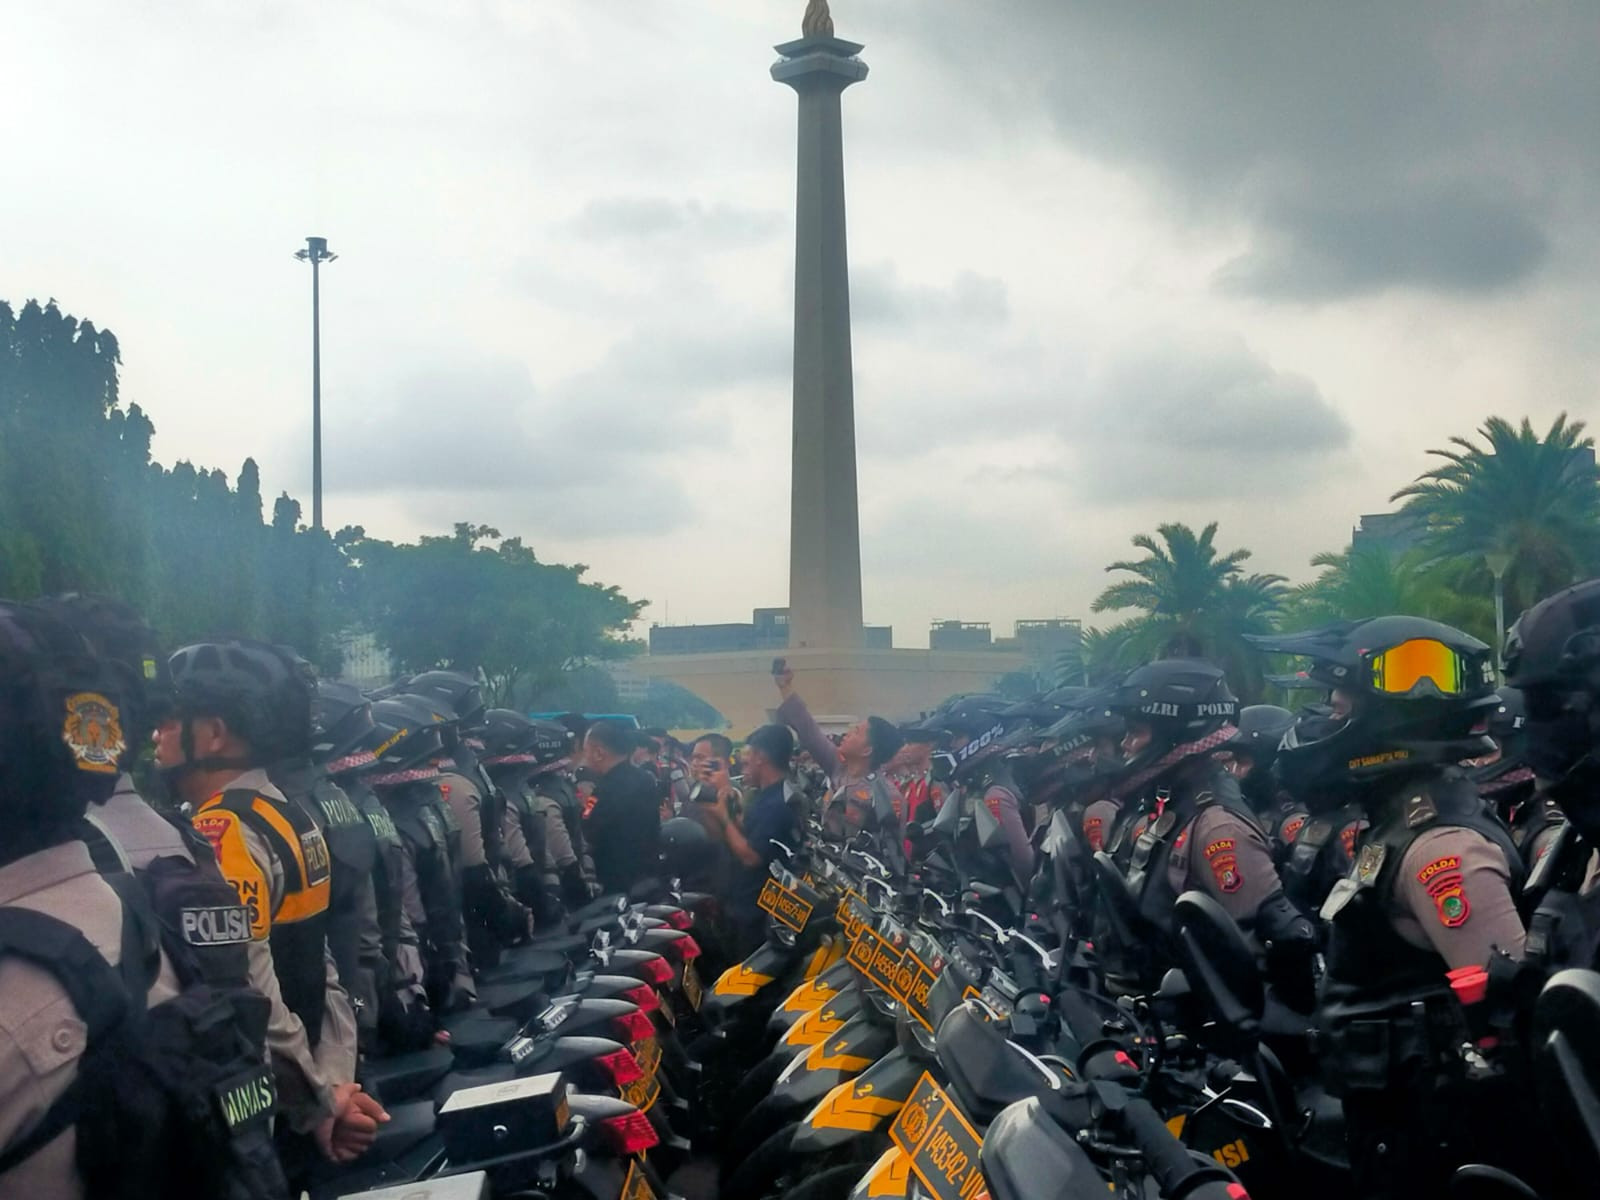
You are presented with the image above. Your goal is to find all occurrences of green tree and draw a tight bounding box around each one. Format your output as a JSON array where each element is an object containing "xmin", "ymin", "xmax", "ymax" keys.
[
  {"xmin": 1090, "ymin": 522, "xmax": 1287, "ymax": 696},
  {"xmin": 1392, "ymin": 414, "xmax": 1600, "ymax": 614},
  {"xmin": 355, "ymin": 523, "xmax": 643, "ymax": 705}
]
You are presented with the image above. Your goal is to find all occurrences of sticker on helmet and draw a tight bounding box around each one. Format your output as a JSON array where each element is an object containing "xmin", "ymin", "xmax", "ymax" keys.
[{"xmin": 61, "ymin": 691, "xmax": 126, "ymax": 775}]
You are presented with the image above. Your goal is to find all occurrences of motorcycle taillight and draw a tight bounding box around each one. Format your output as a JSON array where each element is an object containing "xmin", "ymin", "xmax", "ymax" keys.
[
  {"xmin": 638, "ymin": 954, "xmax": 674, "ymax": 986},
  {"xmin": 669, "ymin": 935, "xmax": 701, "ymax": 961},
  {"xmin": 598, "ymin": 1108, "xmax": 659, "ymax": 1156},
  {"xmin": 593, "ymin": 1045, "xmax": 645, "ymax": 1087},
  {"xmin": 613, "ymin": 1006, "xmax": 655, "ymax": 1045},
  {"xmin": 664, "ymin": 909, "xmax": 692, "ymax": 930},
  {"xmin": 622, "ymin": 982, "xmax": 661, "ymax": 1014}
]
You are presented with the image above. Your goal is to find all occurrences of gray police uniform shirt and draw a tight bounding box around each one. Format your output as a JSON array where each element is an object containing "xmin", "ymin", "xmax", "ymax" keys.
[{"xmin": 0, "ymin": 842, "xmax": 182, "ymax": 1199}]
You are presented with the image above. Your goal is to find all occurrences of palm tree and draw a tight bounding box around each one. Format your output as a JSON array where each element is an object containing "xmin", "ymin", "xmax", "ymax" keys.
[
  {"xmin": 1286, "ymin": 544, "xmax": 1495, "ymax": 644},
  {"xmin": 1091, "ymin": 522, "xmax": 1287, "ymax": 698},
  {"xmin": 1392, "ymin": 414, "xmax": 1600, "ymax": 614}
]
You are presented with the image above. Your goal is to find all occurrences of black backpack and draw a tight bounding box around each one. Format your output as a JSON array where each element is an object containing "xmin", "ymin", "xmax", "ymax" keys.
[{"xmin": 0, "ymin": 872, "xmax": 289, "ymax": 1200}]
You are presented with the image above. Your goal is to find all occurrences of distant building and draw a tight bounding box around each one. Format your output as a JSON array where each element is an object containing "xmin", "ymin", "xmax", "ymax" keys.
[
  {"xmin": 649, "ymin": 607, "xmax": 891, "ymax": 655},
  {"xmin": 338, "ymin": 630, "xmax": 395, "ymax": 691},
  {"xmin": 1350, "ymin": 511, "xmax": 1428, "ymax": 557},
  {"xmin": 929, "ymin": 620, "xmax": 992, "ymax": 651}
]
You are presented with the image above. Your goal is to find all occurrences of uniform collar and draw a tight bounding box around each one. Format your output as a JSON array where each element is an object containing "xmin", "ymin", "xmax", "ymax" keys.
[
  {"xmin": 202, "ymin": 766, "xmax": 288, "ymax": 806},
  {"xmin": 0, "ymin": 841, "xmax": 98, "ymax": 906}
]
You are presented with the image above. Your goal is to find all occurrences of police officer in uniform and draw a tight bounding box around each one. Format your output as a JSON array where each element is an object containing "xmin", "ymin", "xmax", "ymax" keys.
[
  {"xmin": 364, "ymin": 698, "xmax": 476, "ymax": 1016},
  {"xmin": 479, "ymin": 709, "xmax": 564, "ymax": 929},
  {"xmin": 157, "ymin": 638, "xmax": 382, "ymax": 1167},
  {"xmin": 0, "ymin": 601, "xmax": 184, "ymax": 1198},
  {"xmin": 774, "ymin": 666, "xmax": 905, "ymax": 850},
  {"xmin": 270, "ymin": 676, "xmax": 385, "ymax": 1055},
  {"xmin": 1102, "ymin": 660, "xmax": 1313, "ymax": 1000},
  {"xmin": 1257, "ymin": 617, "xmax": 1526, "ymax": 1197},
  {"xmin": 1503, "ymin": 578, "xmax": 1600, "ymax": 971},
  {"xmin": 1466, "ymin": 687, "xmax": 1564, "ymax": 873},
  {"xmin": 395, "ymin": 679, "xmax": 530, "ymax": 964},
  {"xmin": 1212, "ymin": 704, "xmax": 1307, "ymax": 858},
  {"xmin": 927, "ymin": 696, "xmax": 1037, "ymax": 888}
]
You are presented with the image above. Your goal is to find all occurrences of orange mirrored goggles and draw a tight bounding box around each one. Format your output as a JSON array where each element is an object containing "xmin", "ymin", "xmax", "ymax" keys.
[{"xmin": 1364, "ymin": 638, "xmax": 1475, "ymax": 696}]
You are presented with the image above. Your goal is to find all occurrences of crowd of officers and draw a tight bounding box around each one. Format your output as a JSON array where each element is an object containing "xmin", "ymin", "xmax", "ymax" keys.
[{"xmin": 6, "ymin": 579, "xmax": 1600, "ymax": 1198}]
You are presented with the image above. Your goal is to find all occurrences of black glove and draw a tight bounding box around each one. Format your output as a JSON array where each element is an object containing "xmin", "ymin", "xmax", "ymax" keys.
[
  {"xmin": 559, "ymin": 861, "xmax": 590, "ymax": 909},
  {"xmin": 1256, "ymin": 891, "xmax": 1317, "ymax": 1013}
]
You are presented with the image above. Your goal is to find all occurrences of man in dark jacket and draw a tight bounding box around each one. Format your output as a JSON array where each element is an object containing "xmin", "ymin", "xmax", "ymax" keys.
[{"xmin": 581, "ymin": 720, "xmax": 662, "ymax": 895}]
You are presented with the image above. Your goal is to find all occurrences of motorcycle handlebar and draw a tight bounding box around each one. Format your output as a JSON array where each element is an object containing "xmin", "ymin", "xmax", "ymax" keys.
[{"xmin": 1116, "ymin": 1094, "xmax": 1239, "ymax": 1200}]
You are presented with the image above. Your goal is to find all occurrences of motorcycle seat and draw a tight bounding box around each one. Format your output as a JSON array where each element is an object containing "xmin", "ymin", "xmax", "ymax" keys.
[
  {"xmin": 441, "ymin": 1011, "xmax": 521, "ymax": 1069},
  {"xmin": 365, "ymin": 1043, "xmax": 456, "ymax": 1104},
  {"xmin": 476, "ymin": 978, "xmax": 551, "ymax": 1024}
]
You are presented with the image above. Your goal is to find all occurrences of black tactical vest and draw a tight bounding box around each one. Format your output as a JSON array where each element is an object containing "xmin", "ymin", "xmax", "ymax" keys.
[
  {"xmin": 348, "ymin": 780, "xmax": 406, "ymax": 968},
  {"xmin": 1317, "ymin": 772, "xmax": 1522, "ymax": 1093},
  {"xmin": 1283, "ymin": 804, "xmax": 1366, "ymax": 915},
  {"xmin": 1125, "ymin": 765, "xmax": 1258, "ymax": 932}
]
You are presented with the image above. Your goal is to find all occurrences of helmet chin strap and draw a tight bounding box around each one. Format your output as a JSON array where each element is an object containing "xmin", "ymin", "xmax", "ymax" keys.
[{"xmin": 159, "ymin": 715, "xmax": 255, "ymax": 780}]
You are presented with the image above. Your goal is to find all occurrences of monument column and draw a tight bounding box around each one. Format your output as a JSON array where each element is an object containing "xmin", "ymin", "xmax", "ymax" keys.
[{"xmin": 773, "ymin": 3, "xmax": 868, "ymax": 651}]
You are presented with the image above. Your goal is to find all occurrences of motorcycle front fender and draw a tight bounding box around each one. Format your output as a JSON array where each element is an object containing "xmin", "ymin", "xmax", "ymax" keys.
[
  {"xmin": 791, "ymin": 1045, "xmax": 920, "ymax": 1154},
  {"xmin": 770, "ymin": 1012, "xmax": 897, "ymax": 1110}
]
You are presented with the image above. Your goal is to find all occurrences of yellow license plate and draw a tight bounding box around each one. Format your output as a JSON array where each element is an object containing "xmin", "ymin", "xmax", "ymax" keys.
[
  {"xmin": 636, "ymin": 1036, "xmax": 662, "ymax": 1080},
  {"xmin": 682, "ymin": 961, "xmax": 703, "ymax": 1010}
]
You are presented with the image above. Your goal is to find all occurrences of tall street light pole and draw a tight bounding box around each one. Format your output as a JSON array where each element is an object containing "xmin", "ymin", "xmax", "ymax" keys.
[
  {"xmin": 1486, "ymin": 550, "xmax": 1512, "ymax": 680},
  {"xmin": 294, "ymin": 236, "xmax": 337, "ymax": 531}
]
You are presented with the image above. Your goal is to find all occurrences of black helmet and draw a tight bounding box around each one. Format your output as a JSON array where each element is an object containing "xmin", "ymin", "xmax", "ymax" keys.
[
  {"xmin": 402, "ymin": 671, "xmax": 486, "ymax": 730},
  {"xmin": 40, "ymin": 593, "xmax": 169, "ymax": 742},
  {"xmin": 387, "ymin": 691, "xmax": 461, "ymax": 751},
  {"xmin": 313, "ymin": 680, "xmax": 378, "ymax": 775},
  {"xmin": 1106, "ymin": 659, "xmax": 1238, "ymax": 795},
  {"xmin": 932, "ymin": 695, "xmax": 1021, "ymax": 782},
  {"xmin": 360, "ymin": 697, "xmax": 449, "ymax": 785},
  {"xmin": 1218, "ymin": 705, "xmax": 1295, "ymax": 774},
  {"xmin": 167, "ymin": 638, "xmax": 314, "ymax": 766},
  {"xmin": 1504, "ymin": 578, "xmax": 1600, "ymax": 780},
  {"xmin": 0, "ymin": 600, "xmax": 129, "ymax": 826},
  {"xmin": 1030, "ymin": 691, "xmax": 1125, "ymax": 796},
  {"xmin": 1250, "ymin": 616, "xmax": 1496, "ymax": 801},
  {"xmin": 1486, "ymin": 687, "xmax": 1527, "ymax": 747},
  {"xmin": 660, "ymin": 816, "xmax": 719, "ymax": 880},
  {"xmin": 480, "ymin": 708, "xmax": 535, "ymax": 762}
]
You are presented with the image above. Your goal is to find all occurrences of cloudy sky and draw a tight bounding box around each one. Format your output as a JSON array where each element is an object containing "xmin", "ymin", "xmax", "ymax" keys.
[{"xmin": 7, "ymin": 1, "xmax": 1598, "ymax": 647}]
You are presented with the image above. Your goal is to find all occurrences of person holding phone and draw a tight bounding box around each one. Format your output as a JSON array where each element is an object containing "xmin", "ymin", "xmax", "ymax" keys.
[
  {"xmin": 772, "ymin": 662, "xmax": 906, "ymax": 851},
  {"xmin": 702, "ymin": 724, "xmax": 798, "ymax": 955}
]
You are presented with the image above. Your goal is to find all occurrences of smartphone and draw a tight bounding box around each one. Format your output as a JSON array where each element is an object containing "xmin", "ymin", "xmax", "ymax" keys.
[{"xmin": 771, "ymin": 657, "xmax": 787, "ymax": 675}]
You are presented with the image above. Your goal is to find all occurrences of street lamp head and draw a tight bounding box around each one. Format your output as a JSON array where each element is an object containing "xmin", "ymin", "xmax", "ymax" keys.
[
  {"xmin": 296, "ymin": 236, "xmax": 337, "ymax": 264},
  {"xmin": 1485, "ymin": 550, "xmax": 1513, "ymax": 578}
]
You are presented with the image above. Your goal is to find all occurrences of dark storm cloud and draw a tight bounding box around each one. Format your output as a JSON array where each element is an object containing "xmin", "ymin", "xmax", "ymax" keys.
[
  {"xmin": 1068, "ymin": 336, "xmax": 1350, "ymax": 501},
  {"xmin": 898, "ymin": 2, "xmax": 1599, "ymax": 300},
  {"xmin": 567, "ymin": 196, "xmax": 784, "ymax": 245},
  {"xmin": 852, "ymin": 263, "xmax": 1010, "ymax": 327},
  {"xmin": 1216, "ymin": 184, "xmax": 1549, "ymax": 299}
]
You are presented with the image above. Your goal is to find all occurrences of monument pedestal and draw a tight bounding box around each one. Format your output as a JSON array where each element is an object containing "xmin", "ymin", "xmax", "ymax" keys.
[{"xmin": 636, "ymin": 646, "xmax": 1024, "ymax": 736}]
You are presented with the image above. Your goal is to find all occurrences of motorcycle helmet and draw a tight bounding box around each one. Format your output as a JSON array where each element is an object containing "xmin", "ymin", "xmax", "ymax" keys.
[
  {"xmin": 1250, "ymin": 616, "xmax": 1497, "ymax": 802},
  {"xmin": 360, "ymin": 696, "xmax": 450, "ymax": 785},
  {"xmin": 1106, "ymin": 659, "xmax": 1238, "ymax": 797},
  {"xmin": 481, "ymin": 707, "xmax": 538, "ymax": 764},
  {"xmin": 40, "ymin": 593, "xmax": 169, "ymax": 746},
  {"xmin": 660, "ymin": 815, "xmax": 719, "ymax": 880},
  {"xmin": 401, "ymin": 670, "xmax": 486, "ymax": 731},
  {"xmin": 1216, "ymin": 705, "xmax": 1295, "ymax": 774},
  {"xmin": 1033, "ymin": 692, "xmax": 1124, "ymax": 796},
  {"xmin": 1504, "ymin": 577, "xmax": 1600, "ymax": 781},
  {"xmin": 930, "ymin": 695, "xmax": 1021, "ymax": 784},
  {"xmin": 0, "ymin": 600, "xmax": 130, "ymax": 827},
  {"xmin": 313, "ymin": 679, "xmax": 379, "ymax": 775},
  {"xmin": 166, "ymin": 638, "xmax": 315, "ymax": 769},
  {"xmin": 1468, "ymin": 688, "xmax": 1536, "ymax": 797}
]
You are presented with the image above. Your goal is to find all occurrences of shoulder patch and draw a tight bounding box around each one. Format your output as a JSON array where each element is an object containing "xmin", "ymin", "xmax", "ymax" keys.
[
  {"xmin": 1280, "ymin": 815, "xmax": 1306, "ymax": 844},
  {"xmin": 62, "ymin": 691, "xmax": 126, "ymax": 775},
  {"xmin": 1084, "ymin": 816, "xmax": 1104, "ymax": 851},
  {"xmin": 1204, "ymin": 838, "xmax": 1236, "ymax": 859},
  {"xmin": 1210, "ymin": 850, "xmax": 1242, "ymax": 894},
  {"xmin": 1418, "ymin": 854, "xmax": 1470, "ymax": 927},
  {"xmin": 191, "ymin": 806, "xmax": 269, "ymax": 939}
]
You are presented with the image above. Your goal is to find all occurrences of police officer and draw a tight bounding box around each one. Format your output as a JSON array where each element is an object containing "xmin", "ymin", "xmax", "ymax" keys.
[
  {"xmin": 773, "ymin": 665, "xmax": 905, "ymax": 848},
  {"xmin": 928, "ymin": 696, "xmax": 1037, "ymax": 888},
  {"xmin": 1212, "ymin": 704, "xmax": 1306, "ymax": 858},
  {"xmin": 1256, "ymin": 617, "xmax": 1526, "ymax": 1197},
  {"xmin": 396, "ymin": 678, "xmax": 530, "ymax": 963},
  {"xmin": 580, "ymin": 719, "xmax": 662, "ymax": 896},
  {"xmin": 1503, "ymin": 577, "xmax": 1600, "ymax": 969},
  {"xmin": 0, "ymin": 601, "xmax": 183, "ymax": 1197},
  {"xmin": 479, "ymin": 709, "xmax": 564, "ymax": 929},
  {"xmin": 270, "ymin": 676, "xmax": 385, "ymax": 1054},
  {"xmin": 364, "ymin": 697, "xmax": 476, "ymax": 1016},
  {"xmin": 1102, "ymin": 660, "xmax": 1313, "ymax": 1000},
  {"xmin": 157, "ymin": 638, "xmax": 382, "ymax": 1166},
  {"xmin": 1466, "ymin": 687, "xmax": 1564, "ymax": 872}
]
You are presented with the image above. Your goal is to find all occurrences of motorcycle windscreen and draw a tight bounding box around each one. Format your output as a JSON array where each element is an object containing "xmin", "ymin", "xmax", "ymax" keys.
[{"xmin": 980, "ymin": 1097, "xmax": 1106, "ymax": 1200}]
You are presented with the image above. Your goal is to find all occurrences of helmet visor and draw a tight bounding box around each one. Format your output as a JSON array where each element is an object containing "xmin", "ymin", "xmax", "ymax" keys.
[{"xmin": 1366, "ymin": 638, "xmax": 1468, "ymax": 696}]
